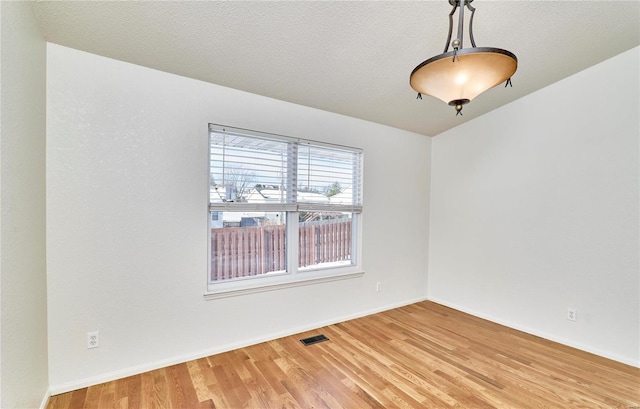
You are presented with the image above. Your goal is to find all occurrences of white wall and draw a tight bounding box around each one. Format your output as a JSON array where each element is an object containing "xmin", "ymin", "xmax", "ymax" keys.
[
  {"xmin": 46, "ymin": 44, "xmax": 431, "ymax": 391},
  {"xmin": 429, "ymin": 47, "xmax": 639, "ymax": 366},
  {"xmin": 0, "ymin": 2, "xmax": 49, "ymax": 407}
]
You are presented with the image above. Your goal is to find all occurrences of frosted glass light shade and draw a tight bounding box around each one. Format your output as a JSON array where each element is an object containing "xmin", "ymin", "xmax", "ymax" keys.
[{"xmin": 410, "ymin": 47, "xmax": 517, "ymax": 106}]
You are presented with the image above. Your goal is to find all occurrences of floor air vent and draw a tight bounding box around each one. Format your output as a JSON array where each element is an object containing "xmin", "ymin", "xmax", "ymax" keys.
[{"xmin": 300, "ymin": 334, "xmax": 329, "ymax": 346}]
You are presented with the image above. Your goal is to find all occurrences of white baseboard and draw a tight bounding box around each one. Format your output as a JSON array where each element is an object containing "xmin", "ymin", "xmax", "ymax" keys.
[
  {"xmin": 39, "ymin": 389, "xmax": 51, "ymax": 409},
  {"xmin": 427, "ymin": 296, "xmax": 640, "ymax": 368},
  {"xmin": 49, "ymin": 296, "xmax": 428, "ymax": 395}
]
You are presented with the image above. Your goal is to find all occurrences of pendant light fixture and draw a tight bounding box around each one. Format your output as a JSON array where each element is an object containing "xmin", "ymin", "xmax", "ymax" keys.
[{"xmin": 410, "ymin": 0, "xmax": 517, "ymax": 116}]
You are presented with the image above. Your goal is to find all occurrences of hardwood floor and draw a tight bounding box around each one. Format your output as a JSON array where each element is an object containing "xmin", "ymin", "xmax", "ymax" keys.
[{"xmin": 47, "ymin": 301, "xmax": 640, "ymax": 409}]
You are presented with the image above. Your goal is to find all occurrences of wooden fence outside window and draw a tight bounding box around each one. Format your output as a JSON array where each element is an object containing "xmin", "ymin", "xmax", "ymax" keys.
[{"xmin": 210, "ymin": 219, "xmax": 351, "ymax": 281}]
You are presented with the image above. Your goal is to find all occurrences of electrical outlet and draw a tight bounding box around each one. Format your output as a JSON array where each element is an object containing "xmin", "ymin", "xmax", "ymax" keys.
[
  {"xmin": 376, "ymin": 282, "xmax": 381, "ymax": 292},
  {"xmin": 567, "ymin": 308, "xmax": 577, "ymax": 322},
  {"xmin": 87, "ymin": 331, "xmax": 99, "ymax": 349}
]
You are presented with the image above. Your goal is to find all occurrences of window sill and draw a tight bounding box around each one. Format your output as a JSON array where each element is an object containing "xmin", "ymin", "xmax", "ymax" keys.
[{"xmin": 203, "ymin": 270, "xmax": 364, "ymax": 300}]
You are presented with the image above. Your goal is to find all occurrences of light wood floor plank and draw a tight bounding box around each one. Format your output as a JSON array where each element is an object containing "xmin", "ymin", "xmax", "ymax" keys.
[{"xmin": 47, "ymin": 301, "xmax": 640, "ymax": 408}]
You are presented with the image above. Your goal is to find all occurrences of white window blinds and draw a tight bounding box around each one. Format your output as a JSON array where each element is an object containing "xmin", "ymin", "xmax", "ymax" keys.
[
  {"xmin": 297, "ymin": 142, "xmax": 362, "ymax": 212},
  {"xmin": 209, "ymin": 124, "xmax": 362, "ymax": 213}
]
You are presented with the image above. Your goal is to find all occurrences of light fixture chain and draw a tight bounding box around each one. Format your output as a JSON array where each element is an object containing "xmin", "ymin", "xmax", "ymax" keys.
[
  {"xmin": 466, "ymin": 0, "xmax": 477, "ymax": 47},
  {"xmin": 444, "ymin": 2, "xmax": 458, "ymax": 53},
  {"xmin": 456, "ymin": 0, "xmax": 465, "ymax": 49}
]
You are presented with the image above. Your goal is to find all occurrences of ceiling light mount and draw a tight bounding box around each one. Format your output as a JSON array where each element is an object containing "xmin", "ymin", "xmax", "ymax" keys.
[{"xmin": 410, "ymin": 0, "xmax": 517, "ymax": 116}]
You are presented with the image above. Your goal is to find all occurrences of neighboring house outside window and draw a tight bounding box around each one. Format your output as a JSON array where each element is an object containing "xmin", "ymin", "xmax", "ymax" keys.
[{"xmin": 207, "ymin": 124, "xmax": 363, "ymax": 295}]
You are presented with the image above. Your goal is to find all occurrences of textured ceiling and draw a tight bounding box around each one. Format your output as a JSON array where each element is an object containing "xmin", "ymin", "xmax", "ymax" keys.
[{"xmin": 32, "ymin": 1, "xmax": 640, "ymax": 137}]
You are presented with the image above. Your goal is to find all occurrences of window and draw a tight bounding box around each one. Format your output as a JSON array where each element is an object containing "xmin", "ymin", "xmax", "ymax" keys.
[{"xmin": 207, "ymin": 124, "xmax": 363, "ymax": 295}]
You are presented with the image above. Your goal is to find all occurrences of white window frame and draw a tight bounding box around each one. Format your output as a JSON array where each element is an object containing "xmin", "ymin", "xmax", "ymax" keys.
[{"xmin": 204, "ymin": 124, "xmax": 363, "ymax": 299}]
